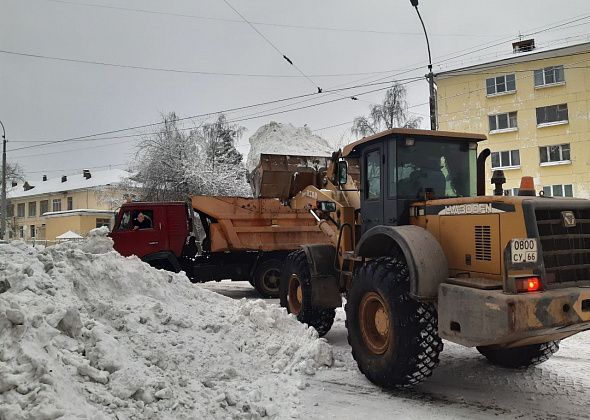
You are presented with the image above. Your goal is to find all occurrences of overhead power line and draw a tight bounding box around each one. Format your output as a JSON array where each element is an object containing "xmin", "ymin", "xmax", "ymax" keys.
[
  {"xmin": 43, "ymin": 0, "xmax": 500, "ymax": 38},
  {"xmin": 221, "ymin": 0, "xmax": 322, "ymax": 92},
  {"xmin": 11, "ymin": 11, "xmax": 588, "ymax": 156},
  {"xmin": 11, "ymin": 78, "xmax": 423, "ymax": 159},
  {"xmin": 0, "ymin": 49, "xmax": 405, "ymax": 79},
  {"xmin": 23, "ymin": 162, "xmax": 129, "ymax": 175},
  {"xmin": 432, "ymin": 14, "xmax": 590, "ymax": 71},
  {"xmin": 8, "ymin": 76, "xmax": 422, "ymax": 151}
]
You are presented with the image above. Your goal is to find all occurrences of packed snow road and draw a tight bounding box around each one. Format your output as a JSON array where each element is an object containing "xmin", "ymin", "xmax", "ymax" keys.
[{"xmin": 203, "ymin": 281, "xmax": 590, "ymax": 420}]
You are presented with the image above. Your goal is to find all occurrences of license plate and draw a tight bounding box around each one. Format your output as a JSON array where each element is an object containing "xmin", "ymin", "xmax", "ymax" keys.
[{"xmin": 510, "ymin": 238, "xmax": 538, "ymax": 264}]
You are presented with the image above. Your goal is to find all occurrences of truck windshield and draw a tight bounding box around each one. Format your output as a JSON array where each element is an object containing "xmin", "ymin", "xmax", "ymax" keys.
[{"xmin": 396, "ymin": 140, "xmax": 477, "ymax": 199}]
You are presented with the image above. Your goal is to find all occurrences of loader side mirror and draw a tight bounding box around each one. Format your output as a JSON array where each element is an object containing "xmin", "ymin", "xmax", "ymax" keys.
[
  {"xmin": 318, "ymin": 201, "xmax": 337, "ymax": 213},
  {"xmin": 337, "ymin": 161, "xmax": 348, "ymax": 185}
]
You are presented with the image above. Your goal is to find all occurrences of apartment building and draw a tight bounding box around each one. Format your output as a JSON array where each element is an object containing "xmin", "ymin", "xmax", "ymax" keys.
[
  {"xmin": 6, "ymin": 168, "xmax": 131, "ymax": 241},
  {"xmin": 435, "ymin": 40, "xmax": 590, "ymax": 198}
]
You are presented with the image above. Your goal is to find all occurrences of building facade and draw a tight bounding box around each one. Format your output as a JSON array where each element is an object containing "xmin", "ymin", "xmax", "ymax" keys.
[
  {"xmin": 435, "ymin": 41, "xmax": 590, "ymax": 198},
  {"xmin": 6, "ymin": 169, "xmax": 131, "ymax": 241}
]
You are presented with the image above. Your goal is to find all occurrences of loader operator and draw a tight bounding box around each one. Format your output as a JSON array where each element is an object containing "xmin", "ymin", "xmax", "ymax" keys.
[{"xmin": 398, "ymin": 153, "xmax": 446, "ymax": 199}]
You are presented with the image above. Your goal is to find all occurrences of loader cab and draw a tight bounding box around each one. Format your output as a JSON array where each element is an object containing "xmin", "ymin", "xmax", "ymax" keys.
[{"xmin": 342, "ymin": 129, "xmax": 485, "ymax": 232}]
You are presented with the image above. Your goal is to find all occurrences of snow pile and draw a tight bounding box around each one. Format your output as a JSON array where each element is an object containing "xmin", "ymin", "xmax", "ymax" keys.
[
  {"xmin": 246, "ymin": 122, "xmax": 333, "ymax": 172},
  {"xmin": 0, "ymin": 229, "xmax": 334, "ymax": 419}
]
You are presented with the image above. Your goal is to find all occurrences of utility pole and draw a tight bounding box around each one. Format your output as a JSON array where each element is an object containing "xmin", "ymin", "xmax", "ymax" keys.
[
  {"xmin": 410, "ymin": 0, "xmax": 437, "ymax": 130},
  {"xmin": 0, "ymin": 119, "xmax": 6, "ymax": 240}
]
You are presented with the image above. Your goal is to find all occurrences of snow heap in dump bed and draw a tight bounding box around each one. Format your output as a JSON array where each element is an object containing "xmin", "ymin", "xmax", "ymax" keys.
[
  {"xmin": 246, "ymin": 122, "xmax": 333, "ymax": 172},
  {"xmin": 0, "ymin": 227, "xmax": 334, "ymax": 420}
]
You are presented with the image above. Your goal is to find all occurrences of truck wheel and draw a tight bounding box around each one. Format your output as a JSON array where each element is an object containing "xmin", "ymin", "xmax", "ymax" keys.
[
  {"xmin": 253, "ymin": 259, "xmax": 283, "ymax": 298},
  {"xmin": 345, "ymin": 256, "xmax": 443, "ymax": 388},
  {"xmin": 476, "ymin": 341, "xmax": 560, "ymax": 368},
  {"xmin": 279, "ymin": 250, "xmax": 335, "ymax": 337}
]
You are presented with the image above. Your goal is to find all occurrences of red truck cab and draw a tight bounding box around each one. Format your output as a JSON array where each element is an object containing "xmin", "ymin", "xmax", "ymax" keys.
[{"xmin": 110, "ymin": 202, "xmax": 191, "ymax": 271}]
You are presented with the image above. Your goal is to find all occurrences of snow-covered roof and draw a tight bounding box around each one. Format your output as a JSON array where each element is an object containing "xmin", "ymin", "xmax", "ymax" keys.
[
  {"xmin": 43, "ymin": 209, "xmax": 115, "ymax": 218},
  {"xmin": 55, "ymin": 230, "xmax": 84, "ymax": 239},
  {"xmin": 8, "ymin": 169, "xmax": 131, "ymax": 199},
  {"xmin": 436, "ymin": 41, "xmax": 590, "ymax": 79}
]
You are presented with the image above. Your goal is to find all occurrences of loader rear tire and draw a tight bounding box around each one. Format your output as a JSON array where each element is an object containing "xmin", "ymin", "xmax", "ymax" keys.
[
  {"xmin": 476, "ymin": 341, "xmax": 560, "ymax": 368},
  {"xmin": 253, "ymin": 258, "xmax": 282, "ymax": 298},
  {"xmin": 345, "ymin": 256, "xmax": 443, "ymax": 388},
  {"xmin": 279, "ymin": 250, "xmax": 335, "ymax": 337}
]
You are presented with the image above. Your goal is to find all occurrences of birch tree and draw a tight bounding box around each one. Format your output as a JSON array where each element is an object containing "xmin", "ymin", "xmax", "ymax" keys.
[{"xmin": 351, "ymin": 83, "xmax": 422, "ymax": 137}]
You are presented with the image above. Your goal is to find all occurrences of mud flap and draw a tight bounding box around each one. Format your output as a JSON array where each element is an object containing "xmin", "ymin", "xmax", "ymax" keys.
[{"xmin": 301, "ymin": 245, "xmax": 342, "ymax": 309}]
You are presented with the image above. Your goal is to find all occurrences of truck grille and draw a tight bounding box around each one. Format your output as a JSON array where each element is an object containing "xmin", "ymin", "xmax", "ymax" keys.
[{"xmin": 535, "ymin": 207, "xmax": 590, "ymax": 286}]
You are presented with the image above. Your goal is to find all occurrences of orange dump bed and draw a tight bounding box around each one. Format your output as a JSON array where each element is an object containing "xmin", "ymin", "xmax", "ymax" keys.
[{"xmin": 191, "ymin": 196, "xmax": 330, "ymax": 252}]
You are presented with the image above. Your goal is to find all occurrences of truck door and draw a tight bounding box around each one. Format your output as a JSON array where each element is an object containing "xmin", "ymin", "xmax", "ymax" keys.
[
  {"xmin": 111, "ymin": 206, "xmax": 165, "ymax": 258},
  {"xmin": 361, "ymin": 145, "xmax": 384, "ymax": 233}
]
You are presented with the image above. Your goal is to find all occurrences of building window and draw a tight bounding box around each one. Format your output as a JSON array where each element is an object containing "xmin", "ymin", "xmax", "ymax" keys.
[
  {"xmin": 96, "ymin": 218, "xmax": 111, "ymax": 229},
  {"xmin": 67, "ymin": 197, "xmax": 73, "ymax": 211},
  {"xmin": 30, "ymin": 225, "xmax": 36, "ymax": 238},
  {"xmin": 491, "ymin": 150, "xmax": 520, "ymax": 169},
  {"xmin": 540, "ymin": 144, "xmax": 570, "ymax": 165},
  {"xmin": 17, "ymin": 203, "xmax": 25, "ymax": 218},
  {"xmin": 40, "ymin": 200, "xmax": 49, "ymax": 215},
  {"xmin": 534, "ymin": 65, "xmax": 565, "ymax": 87},
  {"xmin": 486, "ymin": 74, "xmax": 516, "ymax": 95},
  {"xmin": 19, "ymin": 226, "xmax": 24, "ymax": 238},
  {"xmin": 543, "ymin": 184, "xmax": 573, "ymax": 197},
  {"xmin": 7, "ymin": 204, "xmax": 14, "ymax": 217},
  {"xmin": 536, "ymin": 104, "xmax": 568, "ymax": 126},
  {"xmin": 489, "ymin": 112, "xmax": 517, "ymax": 132},
  {"xmin": 52, "ymin": 199, "xmax": 62, "ymax": 212},
  {"xmin": 28, "ymin": 202, "xmax": 36, "ymax": 217}
]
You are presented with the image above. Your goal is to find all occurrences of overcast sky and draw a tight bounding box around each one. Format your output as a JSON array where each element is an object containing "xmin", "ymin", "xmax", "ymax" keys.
[{"xmin": 2, "ymin": 0, "xmax": 590, "ymax": 180}]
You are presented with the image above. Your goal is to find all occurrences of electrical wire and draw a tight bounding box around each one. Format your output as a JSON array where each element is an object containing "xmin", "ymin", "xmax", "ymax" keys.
[
  {"xmin": 11, "ymin": 77, "xmax": 424, "ymax": 160},
  {"xmin": 41, "ymin": 0, "xmax": 502, "ymax": 38},
  {"xmin": 10, "ymin": 13, "xmax": 589, "ymax": 154},
  {"xmin": 0, "ymin": 49, "xmax": 407, "ymax": 79},
  {"xmin": 8, "ymin": 76, "xmax": 422, "ymax": 150},
  {"xmin": 221, "ymin": 0, "xmax": 321, "ymax": 92}
]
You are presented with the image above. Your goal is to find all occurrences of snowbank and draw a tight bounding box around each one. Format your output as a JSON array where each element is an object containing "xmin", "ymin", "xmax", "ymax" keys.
[
  {"xmin": 0, "ymin": 228, "xmax": 333, "ymax": 419},
  {"xmin": 246, "ymin": 122, "xmax": 333, "ymax": 172}
]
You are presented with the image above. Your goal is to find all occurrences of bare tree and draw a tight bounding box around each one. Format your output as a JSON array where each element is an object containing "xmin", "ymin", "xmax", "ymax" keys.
[
  {"xmin": 95, "ymin": 180, "xmax": 139, "ymax": 210},
  {"xmin": 134, "ymin": 112, "xmax": 250, "ymax": 201},
  {"xmin": 6, "ymin": 162, "xmax": 24, "ymax": 183},
  {"xmin": 351, "ymin": 83, "xmax": 422, "ymax": 137}
]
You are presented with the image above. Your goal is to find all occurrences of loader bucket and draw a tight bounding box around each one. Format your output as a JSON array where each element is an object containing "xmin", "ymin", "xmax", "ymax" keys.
[{"xmin": 249, "ymin": 154, "xmax": 331, "ymax": 199}]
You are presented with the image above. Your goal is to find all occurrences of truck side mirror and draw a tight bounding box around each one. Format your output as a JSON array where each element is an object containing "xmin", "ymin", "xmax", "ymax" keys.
[{"xmin": 337, "ymin": 161, "xmax": 348, "ymax": 186}]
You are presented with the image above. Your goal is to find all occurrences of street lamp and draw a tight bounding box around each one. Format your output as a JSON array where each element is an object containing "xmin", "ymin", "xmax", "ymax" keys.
[
  {"xmin": 410, "ymin": 0, "xmax": 437, "ymax": 130},
  {"xmin": 0, "ymin": 119, "xmax": 6, "ymax": 239}
]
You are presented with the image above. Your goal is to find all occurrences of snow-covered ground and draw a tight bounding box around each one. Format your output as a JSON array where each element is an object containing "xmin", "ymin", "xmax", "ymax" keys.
[
  {"xmin": 3, "ymin": 232, "xmax": 588, "ymax": 420},
  {"xmin": 203, "ymin": 281, "xmax": 590, "ymax": 420},
  {"xmin": 0, "ymin": 231, "xmax": 334, "ymax": 420}
]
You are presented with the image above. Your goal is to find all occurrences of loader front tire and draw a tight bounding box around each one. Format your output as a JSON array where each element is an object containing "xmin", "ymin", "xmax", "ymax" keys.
[
  {"xmin": 345, "ymin": 256, "xmax": 443, "ymax": 388},
  {"xmin": 476, "ymin": 341, "xmax": 560, "ymax": 368},
  {"xmin": 279, "ymin": 250, "xmax": 335, "ymax": 337}
]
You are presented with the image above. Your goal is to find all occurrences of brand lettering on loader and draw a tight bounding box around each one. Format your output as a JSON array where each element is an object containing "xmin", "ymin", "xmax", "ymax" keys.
[{"xmin": 438, "ymin": 203, "xmax": 500, "ymax": 215}]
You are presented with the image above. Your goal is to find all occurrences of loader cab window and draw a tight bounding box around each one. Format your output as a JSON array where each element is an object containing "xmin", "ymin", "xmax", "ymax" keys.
[
  {"xmin": 365, "ymin": 149, "xmax": 381, "ymax": 200},
  {"xmin": 397, "ymin": 140, "xmax": 477, "ymax": 199}
]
